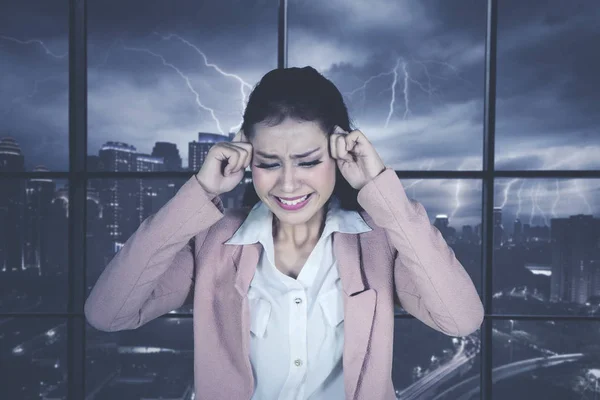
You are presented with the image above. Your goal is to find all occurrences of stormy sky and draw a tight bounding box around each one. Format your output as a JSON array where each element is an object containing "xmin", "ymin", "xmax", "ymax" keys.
[{"xmin": 1, "ymin": 0, "xmax": 598, "ymax": 231}]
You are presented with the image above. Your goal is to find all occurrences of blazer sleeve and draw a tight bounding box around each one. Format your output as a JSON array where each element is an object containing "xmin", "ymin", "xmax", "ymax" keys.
[
  {"xmin": 84, "ymin": 175, "xmax": 226, "ymax": 332},
  {"xmin": 357, "ymin": 168, "xmax": 484, "ymax": 337}
]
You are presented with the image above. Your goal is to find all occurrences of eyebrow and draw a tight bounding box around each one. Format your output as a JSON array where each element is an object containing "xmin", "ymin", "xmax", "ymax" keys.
[{"xmin": 256, "ymin": 147, "xmax": 321, "ymax": 160}]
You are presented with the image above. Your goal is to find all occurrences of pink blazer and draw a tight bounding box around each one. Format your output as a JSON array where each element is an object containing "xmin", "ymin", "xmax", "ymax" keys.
[{"xmin": 84, "ymin": 167, "xmax": 484, "ymax": 400}]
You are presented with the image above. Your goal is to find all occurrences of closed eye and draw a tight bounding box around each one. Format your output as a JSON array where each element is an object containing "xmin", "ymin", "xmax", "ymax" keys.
[{"xmin": 255, "ymin": 160, "xmax": 323, "ymax": 169}]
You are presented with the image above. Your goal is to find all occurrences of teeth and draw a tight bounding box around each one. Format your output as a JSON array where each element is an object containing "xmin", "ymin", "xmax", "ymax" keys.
[{"xmin": 278, "ymin": 194, "xmax": 309, "ymax": 205}]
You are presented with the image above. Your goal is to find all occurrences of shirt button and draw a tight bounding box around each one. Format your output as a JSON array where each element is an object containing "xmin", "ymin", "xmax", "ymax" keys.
[
  {"xmin": 294, "ymin": 359, "xmax": 303, "ymax": 367},
  {"xmin": 294, "ymin": 297, "xmax": 302, "ymax": 305}
]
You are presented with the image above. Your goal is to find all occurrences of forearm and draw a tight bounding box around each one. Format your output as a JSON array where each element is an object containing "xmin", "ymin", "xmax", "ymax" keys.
[
  {"xmin": 85, "ymin": 175, "xmax": 225, "ymax": 331},
  {"xmin": 357, "ymin": 168, "xmax": 484, "ymax": 336}
]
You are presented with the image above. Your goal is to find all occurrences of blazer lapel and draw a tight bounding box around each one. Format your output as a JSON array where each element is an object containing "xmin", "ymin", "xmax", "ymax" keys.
[
  {"xmin": 232, "ymin": 242, "xmax": 262, "ymax": 397},
  {"xmin": 333, "ymin": 231, "xmax": 377, "ymax": 400}
]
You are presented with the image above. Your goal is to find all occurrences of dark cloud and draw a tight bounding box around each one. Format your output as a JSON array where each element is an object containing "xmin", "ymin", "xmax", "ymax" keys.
[{"xmin": 1, "ymin": 0, "xmax": 598, "ymax": 228}]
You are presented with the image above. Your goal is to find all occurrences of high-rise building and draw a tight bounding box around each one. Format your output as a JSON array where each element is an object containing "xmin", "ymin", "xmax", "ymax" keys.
[
  {"xmin": 133, "ymin": 154, "xmax": 166, "ymax": 225},
  {"xmin": 188, "ymin": 132, "xmax": 228, "ymax": 172},
  {"xmin": 99, "ymin": 141, "xmax": 137, "ymax": 172},
  {"xmin": 514, "ymin": 218, "xmax": 523, "ymax": 244},
  {"xmin": 98, "ymin": 142, "xmax": 138, "ymax": 249},
  {"xmin": 0, "ymin": 137, "xmax": 25, "ymax": 171},
  {"xmin": 24, "ymin": 166, "xmax": 55, "ymax": 276},
  {"xmin": 135, "ymin": 154, "xmax": 165, "ymax": 173},
  {"xmin": 550, "ymin": 214, "xmax": 600, "ymax": 304},
  {"xmin": 0, "ymin": 137, "xmax": 26, "ymax": 273},
  {"xmin": 152, "ymin": 142, "xmax": 182, "ymax": 171}
]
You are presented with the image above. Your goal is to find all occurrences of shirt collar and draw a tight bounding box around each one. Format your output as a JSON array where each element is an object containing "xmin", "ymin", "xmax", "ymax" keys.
[{"xmin": 224, "ymin": 195, "xmax": 372, "ymax": 246}]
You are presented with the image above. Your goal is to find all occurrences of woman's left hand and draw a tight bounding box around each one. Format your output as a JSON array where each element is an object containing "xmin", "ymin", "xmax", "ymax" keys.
[{"xmin": 329, "ymin": 125, "xmax": 386, "ymax": 191}]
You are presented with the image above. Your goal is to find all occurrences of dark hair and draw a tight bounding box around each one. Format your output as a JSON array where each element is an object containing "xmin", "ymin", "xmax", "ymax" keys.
[{"xmin": 240, "ymin": 66, "xmax": 362, "ymax": 212}]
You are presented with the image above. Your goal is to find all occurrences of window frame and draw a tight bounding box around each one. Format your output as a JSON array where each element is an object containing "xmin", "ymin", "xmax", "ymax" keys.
[{"xmin": 2, "ymin": 1, "xmax": 600, "ymax": 399}]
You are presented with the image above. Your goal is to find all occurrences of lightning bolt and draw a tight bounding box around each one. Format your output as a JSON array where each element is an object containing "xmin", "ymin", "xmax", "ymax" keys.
[
  {"xmin": 533, "ymin": 182, "xmax": 549, "ymax": 226},
  {"xmin": 0, "ymin": 35, "xmax": 68, "ymax": 59},
  {"xmin": 94, "ymin": 35, "xmax": 251, "ymax": 135},
  {"xmin": 551, "ymin": 179, "xmax": 560, "ymax": 219},
  {"xmin": 516, "ymin": 180, "xmax": 525, "ymax": 221},
  {"xmin": 450, "ymin": 160, "xmax": 473, "ymax": 219},
  {"xmin": 153, "ymin": 32, "xmax": 252, "ymax": 132},
  {"xmin": 500, "ymin": 178, "xmax": 520, "ymax": 209},
  {"xmin": 573, "ymin": 180, "xmax": 592, "ymax": 214},
  {"xmin": 495, "ymin": 140, "xmax": 596, "ymax": 230},
  {"xmin": 122, "ymin": 45, "xmax": 226, "ymax": 135},
  {"xmin": 343, "ymin": 55, "xmax": 478, "ymax": 152},
  {"xmin": 529, "ymin": 182, "xmax": 539, "ymax": 226},
  {"xmin": 1, "ymin": 36, "xmax": 68, "ymax": 118},
  {"xmin": 345, "ymin": 70, "xmax": 394, "ymax": 122}
]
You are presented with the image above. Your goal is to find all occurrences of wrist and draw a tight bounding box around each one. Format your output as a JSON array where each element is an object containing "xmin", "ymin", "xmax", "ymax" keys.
[{"xmin": 194, "ymin": 175, "xmax": 219, "ymax": 199}]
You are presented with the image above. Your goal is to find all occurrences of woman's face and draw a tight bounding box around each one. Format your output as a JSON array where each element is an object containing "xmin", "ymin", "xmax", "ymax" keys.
[{"xmin": 250, "ymin": 118, "xmax": 337, "ymax": 226}]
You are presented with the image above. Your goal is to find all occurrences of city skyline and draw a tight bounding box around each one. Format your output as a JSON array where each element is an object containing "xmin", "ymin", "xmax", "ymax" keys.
[
  {"xmin": 3, "ymin": 133, "xmax": 597, "ymax": 237},
  {"xmin": 2, "ymin": 0, "xmax": 600, "ymax": 398},
  {"xmin": 3, "ymin": 0, "xmax": 600, "ymax": 239}
]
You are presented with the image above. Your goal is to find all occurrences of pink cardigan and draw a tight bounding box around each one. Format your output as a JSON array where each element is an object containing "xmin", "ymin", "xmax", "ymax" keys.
[{"xmin": 84, "ymin": 167, "xmax": 484, "ymax": 400}]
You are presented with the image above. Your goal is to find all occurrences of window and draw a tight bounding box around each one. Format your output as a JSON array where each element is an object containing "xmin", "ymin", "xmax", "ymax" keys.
[{"xmin": 1, "ymin": 0, "xmax": 598, "ymax": 398}]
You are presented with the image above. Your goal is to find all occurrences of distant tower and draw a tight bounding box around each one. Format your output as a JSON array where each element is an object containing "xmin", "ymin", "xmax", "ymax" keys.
[
  {"xmin": 188, "ymin": 133, "xmax": 228, "ymax": 172},
  {"xmin": 24, "ymin": 166, "xmax": 56, "ymax": 276},
  {"xmin": 0, "ymin": 137, "xmax": 26, "ymax": 273},
  {"xmin": 152, "ymin": 142, "xmax": 182, "ymax": 171}
]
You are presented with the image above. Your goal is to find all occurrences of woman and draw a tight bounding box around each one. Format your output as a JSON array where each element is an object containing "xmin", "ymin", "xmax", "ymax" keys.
[{"xmin": 85, "ymin": 66, "xmax": 484, "ymax": 400}]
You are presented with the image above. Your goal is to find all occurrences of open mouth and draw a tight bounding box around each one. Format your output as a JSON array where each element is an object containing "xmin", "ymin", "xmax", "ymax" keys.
[{"xmin": 274, "ymin": 193, "xmax": 313, "ymax": 210}]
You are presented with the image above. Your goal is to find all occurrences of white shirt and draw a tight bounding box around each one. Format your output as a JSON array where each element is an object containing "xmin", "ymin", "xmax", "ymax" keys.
[{"xmin": 224, "ymin": 196, "xmax": 372, "ymax": 400}]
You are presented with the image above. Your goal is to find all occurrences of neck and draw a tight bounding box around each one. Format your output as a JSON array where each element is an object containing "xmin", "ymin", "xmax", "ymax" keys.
[{"xmin": 273, "ymin": 207, "xmax": 326, "ymax": 248}]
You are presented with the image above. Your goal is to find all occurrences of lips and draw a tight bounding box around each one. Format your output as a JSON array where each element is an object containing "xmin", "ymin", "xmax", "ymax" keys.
[{"xmin": 275, "ymin": 194, "xmax": 312, "ymax": 201}]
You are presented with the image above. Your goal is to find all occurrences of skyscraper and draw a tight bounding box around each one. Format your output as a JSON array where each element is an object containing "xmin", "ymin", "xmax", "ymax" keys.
[
  {"xmin": 550, "ymin": 214, "xmax": 600, "ymax": 304},
  {"xmin": 24, "ymin": 166, "xmax": 55, "ymax": 276},
  {"xmin": 0, "ymin": 137, "xmax": 26, "ymax": 273},
  {"xmin": 152, "ymin": 142, "xmax": 182, "ymax": 171},
  {"xmin": 188, "ymin": 132, "xmax": 228, "ymax": 172},
  {"xmin": 98, "ymin": 142, "xmax": 138, "ymax": 249}
]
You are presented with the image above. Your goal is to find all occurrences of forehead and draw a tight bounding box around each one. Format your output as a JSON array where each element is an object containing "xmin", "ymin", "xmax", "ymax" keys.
[{"xmin": 252, "ymin": 119, "xmax": 327, "ymax": 152}]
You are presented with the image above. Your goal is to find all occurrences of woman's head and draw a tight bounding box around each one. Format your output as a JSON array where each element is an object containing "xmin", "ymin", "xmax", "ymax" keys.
[{"xmin": 240, "ymin": 66, "xmax": 362, "ymax": 223}]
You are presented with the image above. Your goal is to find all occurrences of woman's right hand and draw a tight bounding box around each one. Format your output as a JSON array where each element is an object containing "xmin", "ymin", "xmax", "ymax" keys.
[{"xmin": 195, "ymin": 129, "xmax": 253, "ymax": 197}]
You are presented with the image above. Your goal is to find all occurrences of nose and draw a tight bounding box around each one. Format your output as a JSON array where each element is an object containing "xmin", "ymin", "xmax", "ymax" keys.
[{"xmin": 279, "ymin": 164, "xmax": 301, "ymax": 193}]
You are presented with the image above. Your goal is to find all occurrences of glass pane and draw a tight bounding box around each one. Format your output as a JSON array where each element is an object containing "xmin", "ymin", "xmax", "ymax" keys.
[
  {"xmin": 393, "ymin": 317, "xmax": 481, "ymax": 399},
  {"xmin": 288, "ymin": 0, "xmax": 486, "ymax": 171},
  {"xmin": 87, "ymin": 0, "xmax": 277, "ymax": 172},
  {"xmin": 492, "ymin": 319, "xmax": 600, "ymax": 399},
  {"xmin": 0, "ymin": 318, "xmax": 68, "ymax": 399},
  {"xmin": 493, "ymin": 178, "xmax": 600, "ymax": 316},
  {"xmin": 0, "ymin": 0, "xmax": 69, "ymax": 171},
  {"xmin": 86, "ymin": 317, "xmax": 193, "ymax": 399},
  {"xmin": 0, "ymin": 179, "xmax": 68, "ymax": 313},
  {"xmin": 393, "ymin": 178, "xmax": 482, "ymax": 316},
  {"xmin": 496, "ymin": 1, "xmax": 600, "ymax": 170}
]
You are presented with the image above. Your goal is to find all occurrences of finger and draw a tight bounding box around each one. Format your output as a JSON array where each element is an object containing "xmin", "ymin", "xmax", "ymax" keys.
[
  {"xmin": 223, "ymin": 147, "xmax": 240, "ymax": 175},
  {"xmin": 333, "ymin": 125, "xmax": 346, "ymax": 134},
  {"xmin": 240, "ymin": 129, "xmax": 250, "ymax": 143},
  {"xmin": 234, "ymin": 147, "xmax": 249, "ymax": 173},
  {"xmin": 228, "ymin": 143, "xmax": 252, "ymax": 172},
  {"xmin": 336, "ymin": 134, "xmax": 351, "ymax": 162},
  {"xmin": 232, "ymin": 128, "xmax": 249, "ymax": 143},
  {"xmin": 345, "ymin": 130, "xmax": 364, "ymax": 152},
  {"xmin": 329, "ymin": 132, "xmax": 339, "ymax": 159},
  {"xmin": 231, "ymin": 129, "xmax": 243, "ymax": 143}
]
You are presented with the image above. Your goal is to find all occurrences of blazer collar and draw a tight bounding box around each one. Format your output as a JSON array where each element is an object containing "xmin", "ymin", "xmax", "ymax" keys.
[{"xmin": 223, "ymin": 195, "xmax": 372, "ymax": 247}]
